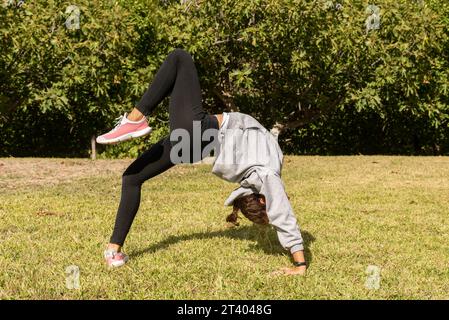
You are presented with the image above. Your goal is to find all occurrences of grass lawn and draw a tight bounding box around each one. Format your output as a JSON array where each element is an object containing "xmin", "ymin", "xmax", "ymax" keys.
[{"xmin": 0, "ymin": 156, "xmax": 448, "ymax": 299}]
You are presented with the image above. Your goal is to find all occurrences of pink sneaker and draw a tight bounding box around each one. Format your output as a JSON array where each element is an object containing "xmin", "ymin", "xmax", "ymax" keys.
[
  {"xmin": 104, "ymin": 249, "xmax": 129, "ymax": 268},
  {"xmin": 96, "ymin": 113, "xmax": 152, "ymax": 145}
]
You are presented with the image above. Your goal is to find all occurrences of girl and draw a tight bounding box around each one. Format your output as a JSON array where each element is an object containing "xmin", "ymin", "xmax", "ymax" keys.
[{"xmin": 97, "ymin": 49, "xmax": 307, "ymax": 275}]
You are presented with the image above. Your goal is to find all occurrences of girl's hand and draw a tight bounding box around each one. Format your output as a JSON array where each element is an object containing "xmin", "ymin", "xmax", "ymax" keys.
[{"xmin": 271, "ymin": 265, "xmax": 307, "ymax": 276}]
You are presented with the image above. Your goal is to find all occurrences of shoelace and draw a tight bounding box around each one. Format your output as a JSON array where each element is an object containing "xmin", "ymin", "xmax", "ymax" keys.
[
  {"xmin": 110, "ymin": 114, "xmax": 125, "ymax": 132},
  {"xmin": 114, "ymin": 114, "xmax": 125, "ymax": 127}
]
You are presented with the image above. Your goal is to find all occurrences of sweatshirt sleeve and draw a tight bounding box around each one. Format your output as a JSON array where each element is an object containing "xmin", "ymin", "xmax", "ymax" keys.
[{"xmin": 259, "ymin": 172, "xmax": 304, "ymax": 254}]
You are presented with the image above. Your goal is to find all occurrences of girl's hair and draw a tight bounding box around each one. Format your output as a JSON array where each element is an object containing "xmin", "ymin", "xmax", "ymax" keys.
[{"xmin": 226, "ymin": 193, "xmax": 269, "ymax": 226}]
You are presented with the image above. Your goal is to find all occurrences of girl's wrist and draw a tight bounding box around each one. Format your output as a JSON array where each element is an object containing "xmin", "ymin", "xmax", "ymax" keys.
[{"xmin": 293, "ymin": 261, "xmax": 307, "ymax": 267}]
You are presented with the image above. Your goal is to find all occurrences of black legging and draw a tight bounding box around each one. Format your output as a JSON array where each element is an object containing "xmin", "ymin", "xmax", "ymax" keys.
[{"xmin": 109, "ymin": 49, "xmax": 219, "ymax": 246}]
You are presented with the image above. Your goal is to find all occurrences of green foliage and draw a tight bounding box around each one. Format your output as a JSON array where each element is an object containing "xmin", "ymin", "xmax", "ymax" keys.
[
  {"xmin": 0, "ymin": 0, "xmax": 163, "ymax": 156},
  {"xmin": 1, "ymin": 0, "xmax": 449, "ymax": 156}
]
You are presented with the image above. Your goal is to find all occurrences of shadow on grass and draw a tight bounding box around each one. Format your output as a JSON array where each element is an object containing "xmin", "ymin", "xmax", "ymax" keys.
[{"xmin": 129, "ymin": 225, "xmax": 315, "ymax": 266}]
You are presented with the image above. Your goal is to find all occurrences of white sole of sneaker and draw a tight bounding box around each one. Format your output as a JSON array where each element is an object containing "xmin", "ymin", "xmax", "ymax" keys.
[
  {"xmin": 110, "ymin": 257, "xmax": 129, "ymax": 268},
  {"xmin": 97, "ymin": 127, "xmax": 152, "ymax": 145}
]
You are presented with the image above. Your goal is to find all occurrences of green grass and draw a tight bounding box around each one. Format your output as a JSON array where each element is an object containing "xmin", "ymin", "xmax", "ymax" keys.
[{"xmin": 1, "ymin": 156, "xmax": 449, "ymax": 299}]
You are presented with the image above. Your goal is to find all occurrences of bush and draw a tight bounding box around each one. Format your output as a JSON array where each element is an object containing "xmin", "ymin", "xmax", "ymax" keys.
[
  {"xmin": 0, "ymin": 0, "xmax": 167, "ymax": 157},
  {"xmin": 1, "ymin": 0, "xmax": 448, "ymax": 156}
]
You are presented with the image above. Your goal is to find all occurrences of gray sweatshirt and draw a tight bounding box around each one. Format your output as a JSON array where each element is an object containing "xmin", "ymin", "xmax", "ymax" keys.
[{"xmin": 211, "ymin": 112, "xmax": 304, "ymax": 254}]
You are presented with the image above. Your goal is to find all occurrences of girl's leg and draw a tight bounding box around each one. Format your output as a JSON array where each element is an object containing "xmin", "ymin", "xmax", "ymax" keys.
[
  {"xmin": 135, "ymin": 48, "xmax": 206, "ymax": 133},
  {"xmin": 98, "ymin": 49, "xmax": 209, "ymax": 145},
  {"xmin": 109, "ymin": 136, "xmax": 174, "ymax": 247},
  {"xmin": 107, "ymin": 49, "xmax": 218, "ymax": 253}
]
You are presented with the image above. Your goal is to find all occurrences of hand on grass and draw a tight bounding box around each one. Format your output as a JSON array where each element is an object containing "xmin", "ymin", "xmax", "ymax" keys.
[{"xmin": 271, "ymin": 265, "xmax": 307, "ymax": 276}]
